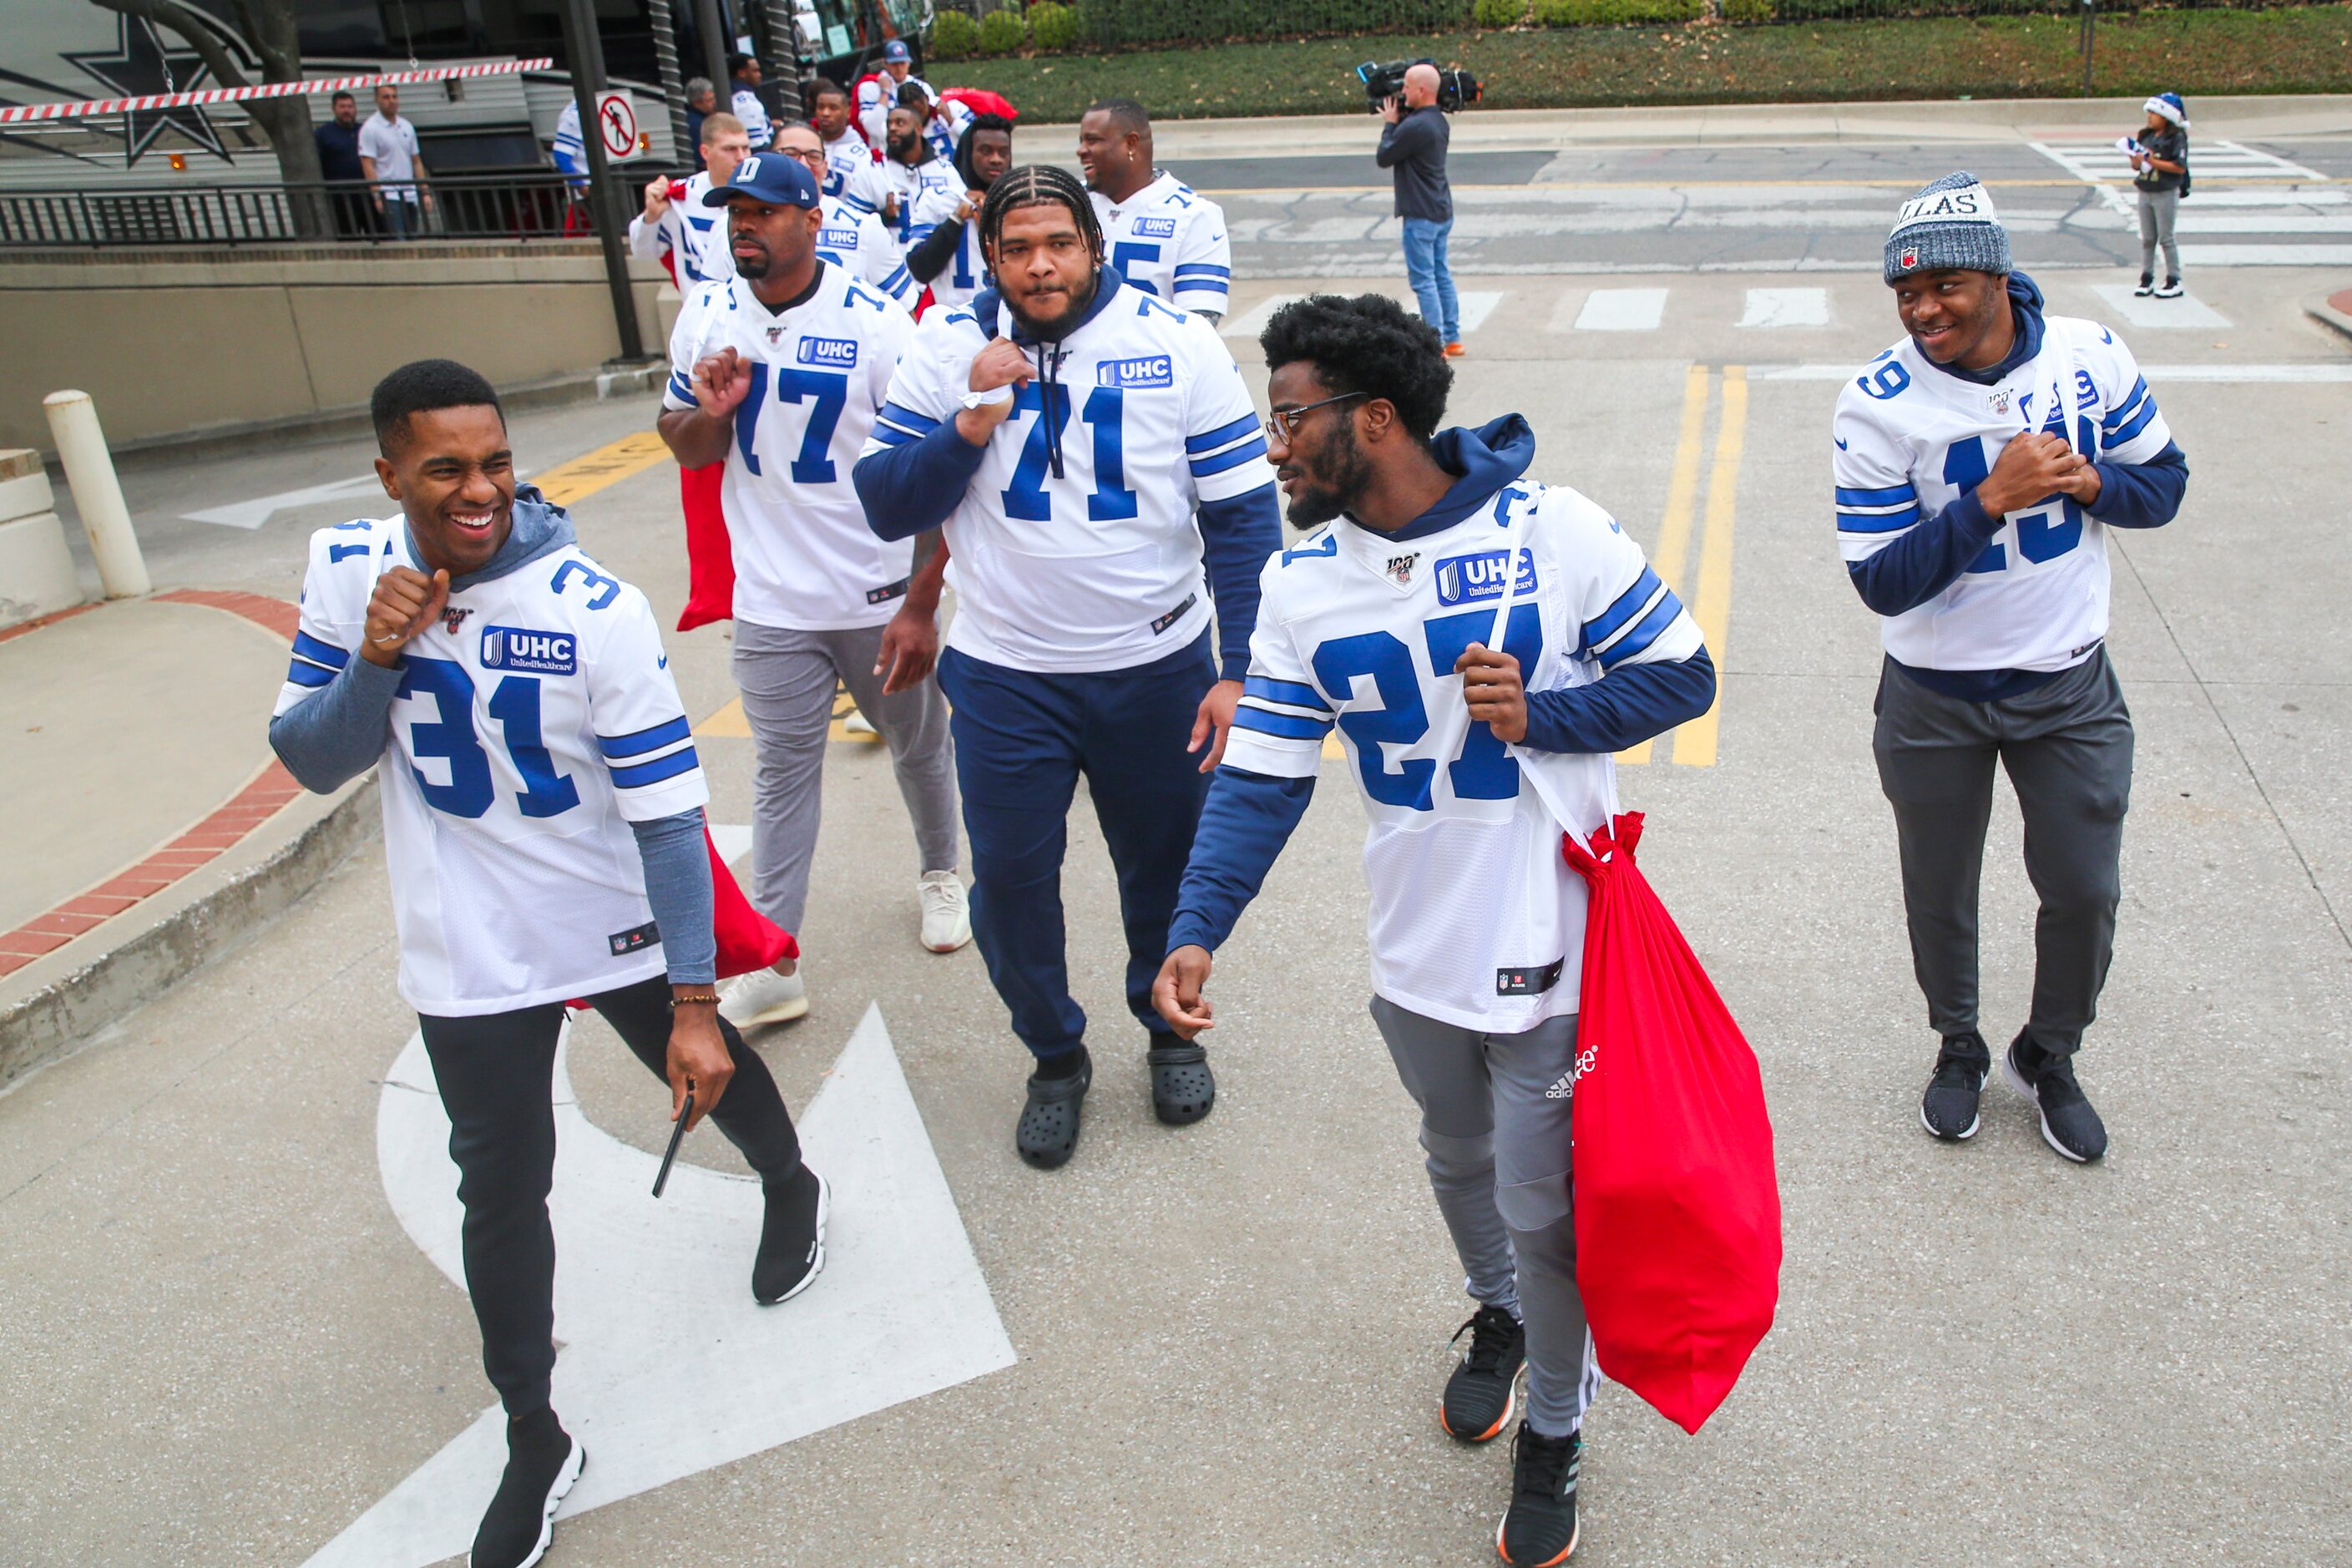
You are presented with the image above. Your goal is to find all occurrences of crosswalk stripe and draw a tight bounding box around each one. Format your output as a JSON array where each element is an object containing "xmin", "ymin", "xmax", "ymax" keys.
[
  {"xmin": 2086, "ymin": 282, "xmax": 2229, "ymax": 330},
  {"xmin": 1404, "ymin": 290, "xmax": 1504, "ymax": 336},
  {"xmin": 1574, "ymin": 287, "xmax": 1668, "ymax": 331},
  {"xmin": 1737, "ymin": 287, "xmax": 1829, "ymax": 328},
  {"xmin": 1219, "ymin": 294, "xmax": 1304, "ymax": 337}
]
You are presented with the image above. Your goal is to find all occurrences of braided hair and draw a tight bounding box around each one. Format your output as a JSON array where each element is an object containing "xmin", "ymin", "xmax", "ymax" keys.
[{"xmin": 978, "ymin": 163, "xmax": 1103, "ymax": 269}]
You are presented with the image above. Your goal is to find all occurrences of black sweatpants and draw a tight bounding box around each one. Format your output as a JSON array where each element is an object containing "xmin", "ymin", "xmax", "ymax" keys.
[
  {"xmin": 1873, "ymin": 650, "xmax": 2135, "ymax": 1060},
  {"xmin": 417, "ymin": 974, "xmax": 802, "ymax": 1416}
]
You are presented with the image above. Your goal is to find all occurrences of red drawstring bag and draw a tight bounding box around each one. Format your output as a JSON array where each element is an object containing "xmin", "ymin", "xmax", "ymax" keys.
[
  {"xmin": 675, "ymin": 463, "xmax": 732, "ymax": 632},
  {"xmin": 938, "ymin": 87, "xmax": 1019, "ymax": 123},
  {"xmin": 1560, "ymin": 812, "xmax": 1781, "ymax": 1434},
  {"xmin": 709, "ymin": 827, "xmax": 795, "ymax": 978}
]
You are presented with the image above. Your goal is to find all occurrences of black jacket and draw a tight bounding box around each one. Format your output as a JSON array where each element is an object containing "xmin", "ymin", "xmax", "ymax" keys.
[
  {"xmin": 2135, "ymin": 123, "xmax": 2188, "ymax": 194},
  {"xmin": 1376, "ymin": 105, "xmax": 1451, "ymax": 223},
  {"xmin": 314, "ymin": 119, "xmax": 365, "ymax": 183}
]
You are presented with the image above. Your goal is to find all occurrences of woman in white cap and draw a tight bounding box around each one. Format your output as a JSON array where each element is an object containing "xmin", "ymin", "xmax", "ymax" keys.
[{"xmin": 2129, "ymin": 93, "xmax": 2190, "ymax": 299}]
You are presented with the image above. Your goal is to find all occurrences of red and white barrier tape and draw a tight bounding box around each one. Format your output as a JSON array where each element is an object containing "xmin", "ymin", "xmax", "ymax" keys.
[{"xmin": 0, "ymin": 58, "xmax": 556, "ymax": 125}]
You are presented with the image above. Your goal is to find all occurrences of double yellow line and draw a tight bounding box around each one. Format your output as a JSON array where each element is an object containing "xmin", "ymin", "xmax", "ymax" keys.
[{"xmin": 1619, "ymin": 363, "xmax": 1746, "ymax": 768}]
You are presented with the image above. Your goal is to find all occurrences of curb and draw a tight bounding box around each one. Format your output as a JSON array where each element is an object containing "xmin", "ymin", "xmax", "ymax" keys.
[
  {"xmin": 83, "ymin": 362, "xmax": 664, "ymax": 473},
  {"xmin": 2305, "ymin": 293, "xmax": 2352, "ymax": 347},
  {"xmin": 0, "ymin": 775, "xmax": 380, "ymax": 1090}
]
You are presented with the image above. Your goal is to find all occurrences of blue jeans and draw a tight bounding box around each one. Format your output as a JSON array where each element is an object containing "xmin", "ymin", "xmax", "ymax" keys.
[
  {"xmin": 934, "ymin": 634, "xmax": 1216, "ymax": 1060},
  {"xmin": 380, "ymin": 196, "xmax": 421, "ymax": 239},
  {"xmin": 1401, "ymin": 215, "xmax": 1459, "ymax": 342}
]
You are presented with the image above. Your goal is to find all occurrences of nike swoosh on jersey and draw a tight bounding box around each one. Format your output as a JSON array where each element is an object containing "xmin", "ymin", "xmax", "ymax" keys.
[{"xmin": 1835, "ymin": 436, "xmax": 1849, "ymax": 450}]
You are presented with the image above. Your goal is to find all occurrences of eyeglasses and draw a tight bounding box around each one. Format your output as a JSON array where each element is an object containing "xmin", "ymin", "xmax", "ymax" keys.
[{"xmin": 1263, "ymin": 392, "xmax": 1368, "ymax": 443}]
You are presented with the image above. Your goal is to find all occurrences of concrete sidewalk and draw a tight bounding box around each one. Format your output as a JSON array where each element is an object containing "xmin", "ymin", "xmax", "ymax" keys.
[{"xmin": 0, "ymin": 591, "xmax": 369, "ymax": 1086}]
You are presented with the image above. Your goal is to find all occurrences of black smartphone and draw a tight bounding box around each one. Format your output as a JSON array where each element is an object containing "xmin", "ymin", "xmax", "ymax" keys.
[{"xmin": 652, "ymin": 1090, "xmax": 694, "ymax": 1198}]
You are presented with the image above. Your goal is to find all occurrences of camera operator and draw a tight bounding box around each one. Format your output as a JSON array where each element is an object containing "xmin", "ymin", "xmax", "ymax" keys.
[{"xmin": 1377, "ymin": 64, "xmax": 1463, "ymax": 359}]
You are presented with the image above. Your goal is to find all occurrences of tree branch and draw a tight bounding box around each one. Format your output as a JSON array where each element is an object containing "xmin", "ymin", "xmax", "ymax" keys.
[{"xmin": 87, "ymin": 0, "xmax": 255, "ymax": 92}]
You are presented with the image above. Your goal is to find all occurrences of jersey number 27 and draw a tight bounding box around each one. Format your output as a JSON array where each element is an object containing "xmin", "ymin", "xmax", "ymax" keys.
[{"xmin": 1313, "ymin": 604, "xmax": 1543, "ymax": 811}]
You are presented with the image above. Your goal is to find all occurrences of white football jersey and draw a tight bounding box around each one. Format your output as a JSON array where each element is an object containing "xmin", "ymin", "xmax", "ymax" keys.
[
  {"xmin": 862, "ymin": 276, "xmax": 1275, "ymax": 673},
  {"xmin": 816, "ymin": 193, "xmax": 915, "ymax": 307},
  {"xmin": 665, "ymin": 263, "xmax": 918, "ymax": 631},
  {"xmin": 627, "ymin": 170, "xmax": 737, "ymax": 286},
  {"xmin": 1834, "ymin": 313, "xmax": 2172, "ymax": 672},
  {"xmin": 878, "ymin": 154, "xmax": 962, "ymax": 249},
  {"xmin": 822, "ymin": 129, "xmax": 878, "ymax": 211},
  {"xmin": 1091, "ymin": 173, "xmax": 1232, "ymax": 316},
  {"xmin": 907, "ymin": 180, "xmax": 986, "ymax": 310},
  {"xmin": 275, "ymin": 517, "xmax": 708, "ymax": 1016},
  {"xmin": 731, "ymin": 85, "xmax": 771, "ymax": 149},
  {"xmin": 1225, "ymin": 483, "xmax": 1701, "ymax": 1030}
]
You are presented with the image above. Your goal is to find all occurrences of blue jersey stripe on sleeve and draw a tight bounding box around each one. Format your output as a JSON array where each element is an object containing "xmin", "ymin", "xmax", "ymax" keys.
[
  {"xmin": 870, "ymin": 422, "xmax": 918, "ymax": 448},
  {"xmin": 1176, "ymin": 281, "xmax": 1231, "ymax": 297},
  {"xmin": 597, "ymin": 716, "xmax": 694, "ymax": 758},
  {"xmin": 1597, "ymin": 587, "xmax": 1687, "ymax": 670},
  {"xmin": 1235, "ymin": 706, "xmax": 1333, "ymax": 741},
  {"xmin": 1581, "ymin": 565, "xmax": 1664, "ymax": 649},
  {"xmin": 1244, "ymin": 674, "xmax": 1329, "ymax": 711},
  {"xmin": 1189, "ymin": 437, "xmax": 1269, "ymax": 476},
  {"xmin": 284, "ymin": 659, "xmax": 336, "ymax": 689},
  {"xmin": 878, "ymin": 401, "xmax": 942, "ymax": 436},
  {"xmin": 1186, "ymin": 413, "xmax": 1260, "ymax": 453},
  {"xmin": 1172, "ymin": 263, "xmax": 1232, "ymax": 279},
  {"xmin": 2104, "ymin": 398, "xmax": 2161, "ymax": 448},
  {"xmin": 1836, "ymin": 505, "xmax": 1923, "ymax": 533},
  {"xmin": 2102, "ymin": 377, "xmax": 2149, "ymax": 428},
  {"xmin": 609, "ymin": 747, "xmax": 701, "ymax": 788},
  {"xmin": 1834, "ymin": 482, "xmax": 1919, "ymax": 507},
  {"xmin": 292, "ymin": 630, "xmax": 350, "ymax": 669}
]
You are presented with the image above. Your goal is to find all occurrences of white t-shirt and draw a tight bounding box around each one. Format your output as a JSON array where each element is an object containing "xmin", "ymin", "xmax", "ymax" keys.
[
  {"xmin": 731, "ymin": 84, "xmax": 772, "ymax": 149},
  {"xmin": 275, "ymin": 517, "xmax": 708, "ymax": 1016},
  {"xmin": 1225, "ymin": 483, "xmax": 1702, "ymax": 1030},
  {"xmin": 816, "ymin": 193, "xmax": 914, "ymax": 307},
  {"xmin": 665, "ymin": 264, "xmax": 918, "ymax": 631},
  {"xmin": 862, "ymin": 276, "xmax": 1275, "ymax": 673},
  {"xmin": 1833, "ymin": 313, "xmax": 2172, "ymax": 671},
  {"xmin": 1091, "ymin": 172, "xmax": 1232, "ymax": 316},
  {"xmin": 627, "ymin": 170, "xmax": 737, "ymax": 286},
  {"xmin": 358, "ymin": 112, "xmax": 422, "ymax": 200}
]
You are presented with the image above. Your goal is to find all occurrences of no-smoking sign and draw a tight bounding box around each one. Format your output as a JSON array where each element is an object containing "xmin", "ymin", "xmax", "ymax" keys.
[{"xmin": 596, "ymin": 89, "xmax": 641, "ymax": 161}]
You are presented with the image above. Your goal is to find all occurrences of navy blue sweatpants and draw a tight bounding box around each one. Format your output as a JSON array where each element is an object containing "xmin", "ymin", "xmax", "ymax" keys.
[{"xmin": 935, "ymin": 634, "xmax": 1216, "ymax": 1060}]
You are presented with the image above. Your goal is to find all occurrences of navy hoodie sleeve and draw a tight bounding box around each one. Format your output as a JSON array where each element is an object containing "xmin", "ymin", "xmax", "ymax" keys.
[
  {"xmin": 1844, "ymin": 488, "xmax": 2008, "ymax": 617},
  {"xmin": 1520, "ymin": 648, "xmax": 1717, "ymax": 756},
  {"xmin": 1164, "ymin": 766, "xmax": 1315, "ymax": 955},
  {"xmin": 2087, "ymin": 441, "xmax": 2188, "ymax": 529},
  {"xmin": 1196, "ymin": 483, "xmax": 1282, "ymax": 681},
  {"xmin": 856, "ymin": 422, "xmax": 989, "ymax": 541}
]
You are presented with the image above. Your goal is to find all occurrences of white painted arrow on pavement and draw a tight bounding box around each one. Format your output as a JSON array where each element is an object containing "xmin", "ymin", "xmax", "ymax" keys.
[
  {"xmin": 301, "ymin": 1003, "xmax": 1012, "ymax": 1568},
  {"xmin": 180, "ymin": 476, "xmax": 385, "ymax": 530}
]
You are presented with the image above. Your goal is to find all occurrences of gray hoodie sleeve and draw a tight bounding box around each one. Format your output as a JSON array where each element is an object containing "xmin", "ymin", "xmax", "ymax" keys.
[
  {"xmin": 630, "ymin": 807, "xmax": 716, "ymax": 986},
  {"xmin": 269, "ymin": 655, "xmax": 404, "ymax": 793}
]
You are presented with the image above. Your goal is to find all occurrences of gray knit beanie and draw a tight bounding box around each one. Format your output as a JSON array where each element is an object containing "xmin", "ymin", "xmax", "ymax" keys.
[{"xmin": 1884, "ymin": 170, "xmax": 2011, "ymax": 285}]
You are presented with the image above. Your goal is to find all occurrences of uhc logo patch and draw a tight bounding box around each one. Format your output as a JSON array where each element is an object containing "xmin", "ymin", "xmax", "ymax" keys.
[
  {"xmin": 797, "ymin": 336, "xmax": 859, "ymax": 368},
  {"xmin": 1133, "ymin": 216, "xmax": 1178, "ymax": 238},
  {"xmin": 817, "ymin": 226, "xmax": 860, "ymax": 250},
  {"xmin": 1098, "ymin": 354, "xmax": 1174, "ymax": 389},
  {"xmin": 481, "ymin": 625, "xmax": 577, "ymax": 675},
  {"xmin": 1433, "ymin": 549, "xmax": 1537, "ymax": 607}
]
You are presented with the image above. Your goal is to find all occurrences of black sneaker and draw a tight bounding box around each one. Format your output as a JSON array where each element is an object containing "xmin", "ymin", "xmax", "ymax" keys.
[
  {"xmin": 2153, "ymin": 276, "xmax": 2184, "ymax": 298},
  {"xmin": 1016, "ymin": 1045, "xmax": 1091, "ymax": 1169},
  {"xmin": 1496, "ymin": 1421, "xmax": 1581, "ymax": 1565},
  {"xmin": 753, "ymin": 1164, "xmax": 829, "ymax": 1304},
  {"xmin": 1441, "ymin": 1303, "xmax": 1525, "ymax": 1442},
  {"xmin": 1920, "ymin": 1030, "xmax": 1990, "ymax": 1141},
  {"xmin": 470, "ymin": 1409, "xmax": 583, "ymax": 1568},
  {"xmin": 2133, "ymin": 274, "xmax": 2156, "ymax": 297},
  {"xmin": 1146, "ymin": 1031, "xmax": 1216, "ymax": 1125},
  {"xmin": 2001, "ymin": 1032, "xmax": 2108, "ymax": 1163}
]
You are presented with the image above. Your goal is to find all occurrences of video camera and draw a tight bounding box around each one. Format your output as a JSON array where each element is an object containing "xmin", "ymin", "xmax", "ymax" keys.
[{"xmin": 1357, "ymin": 59, "xmax": 1481, "ymax": 114}]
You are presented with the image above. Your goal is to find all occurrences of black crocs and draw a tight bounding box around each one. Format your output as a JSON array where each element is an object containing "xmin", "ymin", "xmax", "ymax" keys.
[
  {"xmin": 1016, "ymin": 1046, "xmax": 1092, "ymax": 1170},
  {"xmin": 1146, "ymin": 1033, "xmax": 1216, "ymax": 1125}
]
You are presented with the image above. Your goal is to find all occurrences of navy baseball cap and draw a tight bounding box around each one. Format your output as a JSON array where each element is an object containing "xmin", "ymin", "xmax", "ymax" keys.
[
  {"xmin": 701, "ymin": 151, "xmax": 821, "ymax": 209},
  {"xmin": 883, "ymin": 39, "xmax": 911, "ymax": 62}
]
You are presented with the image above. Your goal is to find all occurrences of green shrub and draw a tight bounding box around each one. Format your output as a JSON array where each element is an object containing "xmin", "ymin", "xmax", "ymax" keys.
[
  {"xmin": 1721, "ymin": 0, "xmax": 1774, "ymax": 18},
  {"xmin": 1075, "ymin": 0, "xmax": 1474, "ymax": 50},
  {"xmin": 979, "ymin": 8, "xmax": 1029, "ymax": 53},
  {"xmin": 1029, "ymin": 0, "xmax": 1084, "ymax": 48},
  {"xmin": 1473, "ymin": 0, "xmax": 1526, "ymax": 26},
  {"xmin": 930, "ymin": 11, "xmax": 983, "ymax": 56},
  {"xmin": 1535, "ymin": 0, "xmax": 1699, "ymax": 23}
]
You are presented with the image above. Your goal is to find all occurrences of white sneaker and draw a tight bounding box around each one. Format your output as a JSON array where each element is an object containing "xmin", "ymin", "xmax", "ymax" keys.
[
  {"xmin": 721, "ymin": 966, "xmax": 807, "ymax": 1028},
  {"xmin": 918, "ymin": 871, "xmax": 973, "ymax": 953},
  {"xmin": 842, "ymin": 709, "xmax": 878, "ymax": 736}
]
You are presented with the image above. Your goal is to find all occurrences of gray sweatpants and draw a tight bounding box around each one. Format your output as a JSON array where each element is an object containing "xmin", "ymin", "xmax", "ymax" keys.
[
  {"xmin": 1370, "ymin": 995, "xmax": 1599, "ymax": 1438},
  {"xmin": 731, "ymin": 619, "xmax": 959, "ymax": 937},
  {"xmin": 1872, "ymin": 650, "xmax": 2134, "ymax": 1060},
  {"xmin": 2138, "ymin": 187, "xmax": 2181, "ymax": 282}
]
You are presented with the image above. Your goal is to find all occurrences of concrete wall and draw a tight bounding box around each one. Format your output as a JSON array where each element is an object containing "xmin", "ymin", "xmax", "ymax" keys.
[{"xmin": 0, "ymin": 243, "xmax": 670, "ymax": 453}]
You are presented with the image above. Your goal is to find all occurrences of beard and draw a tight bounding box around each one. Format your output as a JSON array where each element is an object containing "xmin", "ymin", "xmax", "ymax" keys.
[
  {"xmin": 1282, "ymin": 429, "xmax": 1373, "ymax": 529},
  {"xmin": 888, "ymin": 132, "xmax": 920, "ymax": 160},
  {"xmin": 733, "ymin": 243, "xmax": 770, "ymax": 279},
  {"xmin": 1004, "ymin": 270, "xmax": 1097, "ymax": 340}
]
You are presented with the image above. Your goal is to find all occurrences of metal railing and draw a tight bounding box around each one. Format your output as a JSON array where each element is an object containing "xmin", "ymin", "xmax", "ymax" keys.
[{"xmin": 0, "ymin": 171, "xmax": 657, "ymax": 250}]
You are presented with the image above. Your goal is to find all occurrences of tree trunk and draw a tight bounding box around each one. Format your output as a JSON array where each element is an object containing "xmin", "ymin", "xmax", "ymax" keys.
[{"xmin": 247, "ymin": 98, "xmax": 329, "ymax": 239}]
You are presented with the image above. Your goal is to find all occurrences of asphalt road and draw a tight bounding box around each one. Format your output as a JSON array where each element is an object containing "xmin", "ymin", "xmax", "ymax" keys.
[{"xmin": 7, "ymin": 111, "xmax": 2352, "ymax": 1567}]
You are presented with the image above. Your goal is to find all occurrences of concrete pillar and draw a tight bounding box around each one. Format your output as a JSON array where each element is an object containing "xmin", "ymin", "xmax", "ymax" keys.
[
  {"xmin": 42, "ymin": 391, "xmax": 148, "ymax": 600},
  {"xmin": 0, "ymin": 449, "xmax": 85, "ymax": 630}
]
